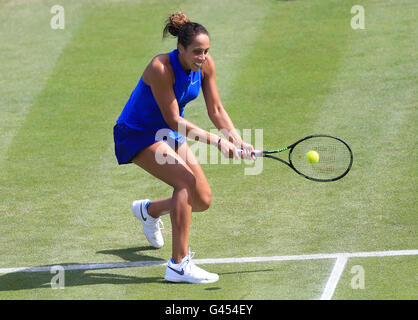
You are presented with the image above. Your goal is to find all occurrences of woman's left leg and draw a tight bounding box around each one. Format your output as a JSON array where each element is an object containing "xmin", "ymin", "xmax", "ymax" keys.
[{"xmin": 146, "ymin": 142, "xmax": 212, "ymax": 218}]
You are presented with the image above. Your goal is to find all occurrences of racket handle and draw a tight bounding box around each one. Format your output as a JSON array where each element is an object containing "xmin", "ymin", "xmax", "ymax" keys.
[{"xmin": 237, "ymin": 149, "xmax": 263, "ymax": 157}]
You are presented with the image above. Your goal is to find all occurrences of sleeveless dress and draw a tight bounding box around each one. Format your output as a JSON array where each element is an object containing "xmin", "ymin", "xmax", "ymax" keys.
[{"xmin": 113, "ymin": 49, "xmax": 202, "ymax": 164}]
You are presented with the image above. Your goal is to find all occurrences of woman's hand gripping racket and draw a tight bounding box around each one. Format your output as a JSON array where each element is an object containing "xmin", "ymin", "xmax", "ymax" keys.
[{"xmin": 239, "ymin": 134, "xmax": 353, "ymax": 182}]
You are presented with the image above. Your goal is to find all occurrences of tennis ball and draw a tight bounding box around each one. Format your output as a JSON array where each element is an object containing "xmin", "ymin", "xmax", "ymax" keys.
[{"xmin": 306, "ymin": 150, "xmax": 319, "ymax": 164}]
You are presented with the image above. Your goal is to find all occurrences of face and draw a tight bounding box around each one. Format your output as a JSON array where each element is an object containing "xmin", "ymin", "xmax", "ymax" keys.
[{"xmin": 178, "ymin": 33, "xmax": 210, "ymax": 72}]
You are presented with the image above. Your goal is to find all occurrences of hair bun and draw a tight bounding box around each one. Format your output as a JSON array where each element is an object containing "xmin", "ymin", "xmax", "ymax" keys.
[{"xmin": 163, "ymin": 10, "xmax": 191, "ymax": 37}]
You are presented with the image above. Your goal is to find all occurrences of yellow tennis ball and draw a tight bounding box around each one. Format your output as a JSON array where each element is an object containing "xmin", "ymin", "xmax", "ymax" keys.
[{"xmin": 306, "ymin": 150, "xmax": 319, "ymax": 164}]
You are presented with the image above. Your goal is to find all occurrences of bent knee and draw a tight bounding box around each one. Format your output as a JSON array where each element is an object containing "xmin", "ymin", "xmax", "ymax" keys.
[{"xmin": 193, "ymin": 188, "xmax": 212, "ymax": 212}]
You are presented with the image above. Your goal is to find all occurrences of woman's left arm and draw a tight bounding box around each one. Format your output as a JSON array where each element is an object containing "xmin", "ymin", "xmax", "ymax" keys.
[{"xmin": 202, "ymin": 54, "xmax": 254, "ymax": 156}]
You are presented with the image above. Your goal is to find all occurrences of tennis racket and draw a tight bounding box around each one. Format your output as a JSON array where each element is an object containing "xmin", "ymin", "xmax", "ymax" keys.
[{"xmin": 240, "ymin": 134, "xmax": 353, "ymax": 182}]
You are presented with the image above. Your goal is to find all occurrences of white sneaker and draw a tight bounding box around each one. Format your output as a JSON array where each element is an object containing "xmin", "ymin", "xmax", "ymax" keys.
[
  {"xmin": 132, "ymin": 199, "xmax": 164, "ymax": 249},
  {"xmin": 164, "ymin": 251, "xmax": 219, "ymax": 284}
]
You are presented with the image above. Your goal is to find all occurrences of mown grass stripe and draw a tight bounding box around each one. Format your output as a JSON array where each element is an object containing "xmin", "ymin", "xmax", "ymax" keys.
[
  {"xmin": 0, "ymin": 0, "xmax": 270, "ymax": 267},
  {"xmin": 0, "ymin": 0, "xmax": 182, "ymax": 267},
  {"xmin": 305, "ymin": 0, "xmax": 418, "ymax": 251},
  {"xmin": 0, "ymin": 0, "xmax": 416, "ymax": 299},
  {"xmin": 0, "ymin": 0, "xmax": 86, "ymax": 164},
  {"xmin": 198, "ymin": 0, "xmax": 355, "ymax": 258}
]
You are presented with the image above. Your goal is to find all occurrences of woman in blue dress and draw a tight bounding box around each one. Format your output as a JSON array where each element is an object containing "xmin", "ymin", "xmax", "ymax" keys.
[{"xmin": 114, "ymin": 11, "xmax": 254, "ymax": 283}]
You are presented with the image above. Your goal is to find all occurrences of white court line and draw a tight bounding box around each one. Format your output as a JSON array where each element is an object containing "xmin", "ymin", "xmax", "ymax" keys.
[
  {"xmin": 319, "ymin": 255, "xmax": 348, "ymax": 300},
  {"xmin": 1, "ymin": 249, "xmax": 416, "ymax": 300},
  {"xmin": 0, "ymin": 249, "xmax": 416, "ymax": 275}
]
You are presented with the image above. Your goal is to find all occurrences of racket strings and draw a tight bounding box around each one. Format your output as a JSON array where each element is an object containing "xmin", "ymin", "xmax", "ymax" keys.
[{"xmin": 290, "ymin": 136, "xmax": 352, "ymax": 181}]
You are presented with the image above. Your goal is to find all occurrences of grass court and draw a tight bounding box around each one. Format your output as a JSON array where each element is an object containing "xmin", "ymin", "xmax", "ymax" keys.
[{"xmin": 0, "ymin": 0, "xmax": 417, "ymax": 299}]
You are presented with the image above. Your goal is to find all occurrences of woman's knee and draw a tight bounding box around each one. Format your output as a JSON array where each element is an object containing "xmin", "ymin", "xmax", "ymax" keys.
[{"xmin": 193, "ymin": 187, "xmax": 212, "ymax": 212}]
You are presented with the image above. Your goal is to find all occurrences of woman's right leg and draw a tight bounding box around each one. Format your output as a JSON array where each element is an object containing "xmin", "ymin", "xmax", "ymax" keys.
[{"xmin": 131, "ymin": 141, "xmax": 195, "ymax": 263}]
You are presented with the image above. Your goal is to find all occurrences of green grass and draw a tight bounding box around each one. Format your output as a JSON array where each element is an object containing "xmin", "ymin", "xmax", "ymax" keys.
[
  {"xmin": 334, "ymin": 256, "xmax": 418, "ymax": 299},
  {"xmin": 0, "ymin": 0, "xmax": 417, "ymax": 299},
  {"xmin": 0, "ymin": 260, "xmax": 333, "ymax": 299}
]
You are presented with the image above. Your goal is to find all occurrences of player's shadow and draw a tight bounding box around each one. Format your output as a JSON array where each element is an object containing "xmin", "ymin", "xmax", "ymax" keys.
[
  {"xmin": 0, "ymin": 268, "xmax": 165, "ymax": 292},
  {"xmin": 96, "ymin": 246, "xmax": 162, "ymax": 262},
  {"xmin": 218, "ymin": 269, "xmax": 274, "ymax": 276},
  {"xmin": 0, "ymin": 246, "xmax": 166, "ymax": 292}
]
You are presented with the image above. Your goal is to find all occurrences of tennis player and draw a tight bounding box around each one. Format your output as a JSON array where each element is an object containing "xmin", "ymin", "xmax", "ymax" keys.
[{"xmin": 113, "ymin": 11, "xmax": 254, "ymax": 284}]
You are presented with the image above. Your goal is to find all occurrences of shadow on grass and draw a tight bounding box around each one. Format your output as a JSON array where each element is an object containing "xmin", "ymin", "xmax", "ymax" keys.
[
  {"xmin": 96, "ymin": 246, "xmax": 162, "ymax": 262},
  {"xmin": 0, "ymin": 246, "xmax": 166, "ymax": 292},
  {"xmin": 0, "ymin": 269, "xmax": 165, "ymax": 292},
  {"xmin": 218, "ymin": 269, "xmax": 274, "ymax": 276},
  {"xmin": 0, "ymin": 248, "xmax": 277, "ymax": 292}
]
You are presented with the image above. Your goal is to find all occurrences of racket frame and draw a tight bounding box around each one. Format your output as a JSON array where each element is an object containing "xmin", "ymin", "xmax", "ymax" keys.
[{"xmin": 261, "ymin": 134, "xmax": 353, "ymax": 182}]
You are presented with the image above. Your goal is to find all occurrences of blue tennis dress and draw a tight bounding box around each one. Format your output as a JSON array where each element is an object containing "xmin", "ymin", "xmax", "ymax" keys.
[{"xmin": 114, "ymin": 49, "xmax": 201, "ymax": 164}]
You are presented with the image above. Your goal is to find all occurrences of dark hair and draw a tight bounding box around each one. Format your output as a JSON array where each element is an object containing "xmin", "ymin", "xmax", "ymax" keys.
[{"xmin": 163, "ymin": 10, "xmax": 209, "ymax": 48}]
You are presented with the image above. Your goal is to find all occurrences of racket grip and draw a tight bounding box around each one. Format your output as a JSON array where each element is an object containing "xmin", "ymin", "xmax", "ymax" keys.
[{"xmin": 237, "ymin": 149, "xmax": 263, "ymax": 157}]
